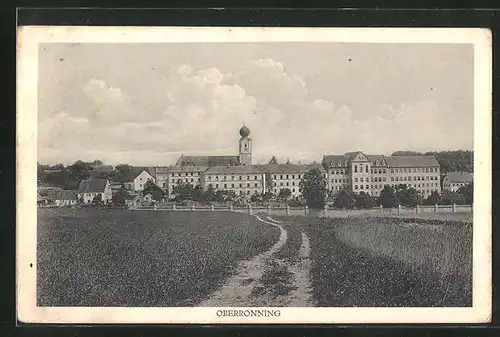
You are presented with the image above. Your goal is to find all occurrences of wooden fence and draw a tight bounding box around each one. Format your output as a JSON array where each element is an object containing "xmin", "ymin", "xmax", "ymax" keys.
[{"xmin": 132, "ymin": 203, "xmax": 472, "ymax": 217}]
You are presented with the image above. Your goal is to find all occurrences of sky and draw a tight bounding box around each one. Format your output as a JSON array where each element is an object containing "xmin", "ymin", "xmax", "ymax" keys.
[{"xmin": 37, "ymin": 42, "xmax": 474, "ymax": 166}]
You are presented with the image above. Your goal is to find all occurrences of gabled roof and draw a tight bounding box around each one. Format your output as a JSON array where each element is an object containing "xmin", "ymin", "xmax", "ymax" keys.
[
  {"xmin": 385, "ymin": 155, "xmax": 439, "ymax": 168},
  {"xmin": 445, "ymin": 171, "xmax": 473, "ymax": 183},
  {"xmin": 46, "ymin": 189, "xmax": 77, "ymax": 201},
  {"xmin": 322, "ymin": 155, "xmax": 350, "ymax": 168},
  {"xmin": 366, "ymin": 155, "xmax": 387, "ymax": 166},
  {"xmin": 258, "ymin": 163, "xmax": 326, "ymax": 174},
  {"xmin": 37, "ymin": 186, "xmax": 63, "ymax": 196},
  {"xmin": 176, "ymin": 154, "xmax": 240, "ymax": 167},
  {"xmin": 120, "ymin": 168, "xmax": 154, "ymax": 182},
  {"xmin": 142, "ymin": 182, "xmax": 166, "ymax": 194},
  {"xmin": 77, "ymin": 179, "xmax": 108, "ymax": 193},
  {"xmin": 323, "ymin": 153, "xmax": 439, "ymax": 169},
  {"xmin": 205, "ymin": 165, "xmax": 264, "ymax": 174},
  {"xmin": 168, "ymin": 165, "xmax": 209, "ymax": 173}
]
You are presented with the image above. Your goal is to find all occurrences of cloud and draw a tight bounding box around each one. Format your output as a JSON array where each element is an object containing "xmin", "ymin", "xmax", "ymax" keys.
[{"xmin": 37, "ymin": 59, "xmax": 469, "ymax": 166}]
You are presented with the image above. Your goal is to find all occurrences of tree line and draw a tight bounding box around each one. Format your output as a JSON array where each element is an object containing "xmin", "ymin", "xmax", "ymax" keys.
[
  {"xmin": 332, "ymin": 183, "xmax": 473, "ymax": 209},
  {"xmin": 38, "ymin": 161, "xmax": 141, "ymax": 190}
]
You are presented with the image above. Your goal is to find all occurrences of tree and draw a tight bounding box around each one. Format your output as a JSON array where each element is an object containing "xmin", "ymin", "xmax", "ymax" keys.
[
  {"xmin": 112, "ymin": 188, "xmax": 130, "ymax": 207},
  {"xmin": 202, "ymin": 184, "xmax": 216, "ymax": 202},
  {"xmin": 391, "ymin": 151, "xmax": 423, "ymax": 156},
  {"xmin": 143, "ymin": 178, "xmax": 155, "ymax": 190},
  {"xmin": 299, "ymin": 168, "xmax": 327, "ymax": 209},
  {"xmin": 172, "ymin": 180, "xmax": 194, "ymax": 201},
  {"xmin": 65, "ymin": 161, "xmax": 93, "ymax": 190},
  {"xmin": 440, "ymin": 190, "xmax": 465, "ymax": 205},
  {"xmin": 268, "ymin": 156, "xmax": 278, "ymax": 164},
  {"xmin": 457, "ymin": 182, "xmax": 473, "ymax": 205},
  {"xmin": 334, "ymin": 188, "xmax": 355, "ymax": 209},
  {"xmin": 192, "ymin": 185, "xmax": 204, "ymax": 202},
  {"xmin": 112, "ymin": 164, "xmax": 134, "ymax": 182},
  {"xmin": 394, "ymin": 184, "xmax": 421, "ymax": 207},
  {"xmin": 264, "ymin": 171, "xmax": 273, "ymax": 194},
  {"xmin": 91, "ymin": 160, "xmax": 103, "ymax": 166},
  {"xmin": 277, "ymin": 188, "xmax": 292, "ymax": 201},
  {"xmin": 262, "ymin": 192, "xmax": 275, "ymax": 202},
  {"xmin": 378, "ymin": 185, "xmax": 399, "ymax": 208},
  {"xmin": 91, "ymin": 194, "xmax": 103, "ymax": 207},
  {"xmin": 423, "ymin": 191, "xmax": 441, "ymax": 205},
  {"xmin": 355, "ymin": 191, "xmax": 376, "ymax": 209}
]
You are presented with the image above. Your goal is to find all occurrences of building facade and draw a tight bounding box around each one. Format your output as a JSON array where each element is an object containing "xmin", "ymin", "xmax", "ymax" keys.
[
  {"xmin": 200, "ymin": 165, "xmax": 266, "ymax": 195},
  {"xmin": 77, "ymin": 179, "xmax": 113, "ymax": 204},
  {"xmin": 260, "ymin": 163, "xmax": 327, "ymax": 196},
  {"xmin": 443, "ymin": 172, "xmax": 473, "ymax": 192},
  {"xmin": 323, "ymin": 151, "xmax": 441, "ymax": 198},
  {"xmin": 149, "ymin": 126, "xmax": 443, "ymax": 201}
]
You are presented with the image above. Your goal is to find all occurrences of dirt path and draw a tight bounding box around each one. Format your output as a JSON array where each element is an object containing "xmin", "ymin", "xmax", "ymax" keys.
[{"xmin": 198, "ymin": 215, "xmax": 314, "ymax": 307}]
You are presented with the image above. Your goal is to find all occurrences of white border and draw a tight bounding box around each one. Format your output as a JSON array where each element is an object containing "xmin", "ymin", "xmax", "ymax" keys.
[{"xmin": 16, "ymin": 26, "xmax": 492, "ymax": 324}]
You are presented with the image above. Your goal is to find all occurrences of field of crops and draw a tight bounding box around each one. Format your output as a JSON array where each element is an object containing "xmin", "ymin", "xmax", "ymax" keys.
[
  {"xmin": 276, "ymin": 215, "xmax": 472, "ymax": 307},
  {"xmin": 37, "ymin": 209, "xmax": 280, "ymax": 306}
]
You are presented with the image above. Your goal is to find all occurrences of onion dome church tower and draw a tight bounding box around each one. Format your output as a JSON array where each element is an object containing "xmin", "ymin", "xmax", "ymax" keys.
[{"xmin": 239, "ymin": 124, "xmax": 252, "ymax": 166}]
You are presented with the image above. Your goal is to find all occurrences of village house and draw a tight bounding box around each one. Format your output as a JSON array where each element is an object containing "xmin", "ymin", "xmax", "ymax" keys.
[
  {"xmin": 442, "ymin": 171, "xmax": 473, "ymax": 192},
  {"xmin": 45, "ymin": 189, "xmax": 78, "ymax": 207},
  {"xmin": 122, "ymin": 169, "xmax": 155, "ymax": 192},
  {"xmin": 77, "ymin": 179, "xmax": 113, "ymax": 204}
]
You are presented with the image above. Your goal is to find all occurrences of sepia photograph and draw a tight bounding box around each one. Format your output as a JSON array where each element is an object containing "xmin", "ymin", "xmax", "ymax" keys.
[{"xmin": 16, "ymin": 26, "xmax": 491, "ymax": 324}]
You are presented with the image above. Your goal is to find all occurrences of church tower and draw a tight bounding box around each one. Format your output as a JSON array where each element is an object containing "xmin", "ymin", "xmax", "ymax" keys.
[{"xmin": 239, "ymin": 124, "xmax": 252, "ymax": 166}]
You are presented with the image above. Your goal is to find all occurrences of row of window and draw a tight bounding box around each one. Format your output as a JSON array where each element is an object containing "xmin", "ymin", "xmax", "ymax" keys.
[
  {"xmin": 207, "ymin": 175, "xmax": 260, "ymax": 181},
  {"xmin": 171, "ymin": 172, "xmax": 200, "ymax": 177},
  {"xmin": 392, "ymin": 167, "xmax": 438, "ymax": 174},
  {"xmin": 273, "ymin": 181, "xmax": 297, "ymax": 187},
  {"xmin": 354, "ymin": 177, "xmax": 387, "ymax": 183},
  {"xmin": 391, "ymin": 176, "xmax": 438, "ymax": 182},
  {"xmin": 353, "ymin": 165, "xmax": 369, "ymax": 173},
  {"xmin": 172, "ymin": 178, "xmax": 198, "ymax": 183},
  {"xmin": 273, "ymin": 188, "xmax": 298, "ymax": 193},
  {"xmin": 353, "ymin": 183, "xmax": 439, "ymax": 190},
  {"xmin": 273, "ymin": 174, "xmax": 303, "ymax": 180},
  {"xmin": 336, "ymin": 167, "xmax": 439, "ymax": 175}
]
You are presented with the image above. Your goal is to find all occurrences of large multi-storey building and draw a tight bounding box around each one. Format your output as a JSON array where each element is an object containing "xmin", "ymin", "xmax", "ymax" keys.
[
  {"xmin": 259, "ymin": 163, "xmax": 326, "ymax": 196},
  {"xmin": 322, "ymin": 151, "xmax": 441, "ymax": 198},
  {"xmin": 151, "ymin": 125, "xmax": 442, "ymax": 199}
]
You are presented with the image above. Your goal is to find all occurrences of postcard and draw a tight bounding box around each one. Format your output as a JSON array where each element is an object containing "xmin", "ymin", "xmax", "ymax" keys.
[{"xmin": 16, "ymin": 26, "xmax": 491, "ymax": 324}]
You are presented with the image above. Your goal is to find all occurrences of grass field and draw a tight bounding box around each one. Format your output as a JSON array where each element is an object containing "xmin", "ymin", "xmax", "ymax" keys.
[
  {"xmin": 37, "ymin": 209, "xmax": 280, "ymax": 306},
  {"xmin": 38, "ymin": 209, "xmax": 472, "ymax": 307},
  {"xmin": 275, "ymin": 215, "xmax": 472, "ymax": 307}
]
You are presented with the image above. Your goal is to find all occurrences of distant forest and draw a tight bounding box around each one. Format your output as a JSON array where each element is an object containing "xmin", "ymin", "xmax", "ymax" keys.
[{"xmin": 391, "ymin": 150, "xmax": 473, "ymax": 173}]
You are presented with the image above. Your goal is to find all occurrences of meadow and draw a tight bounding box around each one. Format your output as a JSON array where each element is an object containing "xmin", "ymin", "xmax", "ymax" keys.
[
  {"xmin": 276, "ymin": 215, "xmax": 472, "ymax": 307},
  {"xmin": 37, "ymin": 208, "xmax": 472, "ymax": 307},
  {"xmin": 37, "ymin": 208, "xmax": 280, "ymax": 306}
]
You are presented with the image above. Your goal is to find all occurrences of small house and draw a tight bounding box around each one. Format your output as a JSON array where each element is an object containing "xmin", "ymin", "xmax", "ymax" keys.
[
  {"xmin": 77, "ymin": 179, "xmax": 112, "ymax": 204},
  {"xmin": 45, "ymin": 189, "xmax": 78, "ymax": 207},
  {"xmin": 443, "ymin": 172, "xmax": 473, "ymax": 192}
]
